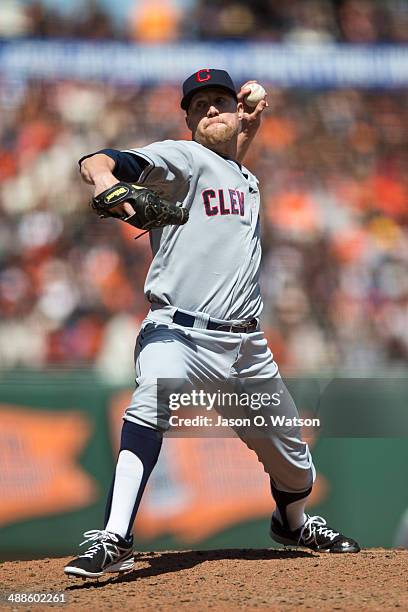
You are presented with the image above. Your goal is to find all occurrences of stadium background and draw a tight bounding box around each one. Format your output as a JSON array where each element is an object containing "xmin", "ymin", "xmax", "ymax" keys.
[{"xmin": 0, "ymin": 0, "xmax": 407, "ymax": 559}]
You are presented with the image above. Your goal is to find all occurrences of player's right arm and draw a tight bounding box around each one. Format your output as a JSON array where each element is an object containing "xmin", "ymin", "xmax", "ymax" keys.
[
  {"xmin": 79, "ymin": 149, "xmax": 149, "ymax": 186},
  {"xmin": 80, "ymin": 141, "xmax": 193, "ymax": 201},
  {"xmin": 79, "ymin": 149, "xmax": 149, "ymax": 216},
  {"xmin": 80, "ymin": 153, "xmax": 116, "ymax": 188}
]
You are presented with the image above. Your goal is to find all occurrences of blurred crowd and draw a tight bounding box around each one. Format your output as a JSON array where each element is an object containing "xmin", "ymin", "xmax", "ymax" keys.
[
  {"xmin": 0, "ymin": 75, "xmax": 407, "ymax": 379},
  {"xmin": 0, "ymin": 0, "xmax": 407, "ymax": 43}
]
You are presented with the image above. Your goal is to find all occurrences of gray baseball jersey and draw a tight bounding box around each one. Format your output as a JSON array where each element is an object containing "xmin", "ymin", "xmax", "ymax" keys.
[{"xmin": 123, "ymin": 140, "xmax": 262, "ymax": 321}]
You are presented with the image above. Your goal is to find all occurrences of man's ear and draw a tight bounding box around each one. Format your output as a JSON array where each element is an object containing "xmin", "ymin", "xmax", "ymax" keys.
[
  {"xmin": 237, "ymin": 101, "xmax": 244, "ymax": 120},
  {"xmin": 185, "ymin": 114, "xmax": 192, "ymax": 130}
]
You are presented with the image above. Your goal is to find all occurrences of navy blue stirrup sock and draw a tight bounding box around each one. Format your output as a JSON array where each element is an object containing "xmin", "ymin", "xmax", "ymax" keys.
[
  {"xmin": 271, "ymin": 481, "xmax": 312, "ymax": 530},
  {"xmin": 104, "ymin": 420, "xmax": 162, "ymax": 539}
]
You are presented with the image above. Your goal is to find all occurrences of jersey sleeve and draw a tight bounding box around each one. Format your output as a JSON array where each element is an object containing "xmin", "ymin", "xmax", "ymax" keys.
[
  {"xmin": 78, "ymin": 149, "xmax": 149, "ymax": 182},
  {"xmin": 121, "ymin": 140, "xmax": 193, "ymax": 199}
]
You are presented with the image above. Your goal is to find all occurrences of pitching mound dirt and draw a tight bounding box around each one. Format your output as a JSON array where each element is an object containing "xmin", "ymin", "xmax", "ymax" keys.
[{"xmin": 0, "ymin": 548, "xmax": 407, "ymax": 611}]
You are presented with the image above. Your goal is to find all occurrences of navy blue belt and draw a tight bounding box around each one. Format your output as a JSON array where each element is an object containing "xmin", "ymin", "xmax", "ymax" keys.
[{"xmin": 173, "ymin": 310, "xmax": 258, "ymax": 333}]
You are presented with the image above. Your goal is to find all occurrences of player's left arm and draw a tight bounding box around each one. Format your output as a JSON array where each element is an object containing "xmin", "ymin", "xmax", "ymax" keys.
[{"xmin": 236, "ymin": 81, "xmax": 268, "ymax": 164}]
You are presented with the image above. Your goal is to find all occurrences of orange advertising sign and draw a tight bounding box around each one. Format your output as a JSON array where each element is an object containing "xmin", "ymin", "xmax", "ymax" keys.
[{"xmin": 0, "ymin": 405, "xmax": 97, "ymax": 527}]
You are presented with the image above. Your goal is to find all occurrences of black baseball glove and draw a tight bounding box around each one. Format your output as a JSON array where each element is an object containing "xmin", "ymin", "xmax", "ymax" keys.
[{"xmin": 90, "ymin": 182, "xmax": 189, "ymax": 230}]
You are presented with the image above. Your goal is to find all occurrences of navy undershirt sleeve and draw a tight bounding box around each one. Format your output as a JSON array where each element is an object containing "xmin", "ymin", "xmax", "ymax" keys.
[{"xmin": 78, "ymin": 149, "xmax": 149, "ymax": 182}]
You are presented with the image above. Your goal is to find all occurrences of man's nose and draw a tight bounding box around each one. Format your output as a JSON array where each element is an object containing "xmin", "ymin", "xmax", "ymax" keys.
[{"xmin": 207, "ymin": 105, "xmax": 219, "ymax": 117}]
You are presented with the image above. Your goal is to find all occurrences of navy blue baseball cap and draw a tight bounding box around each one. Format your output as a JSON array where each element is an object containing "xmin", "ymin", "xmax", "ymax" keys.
[{"xmin": 181, "ymin": 68, "xmax": 238, "ymax": 111}]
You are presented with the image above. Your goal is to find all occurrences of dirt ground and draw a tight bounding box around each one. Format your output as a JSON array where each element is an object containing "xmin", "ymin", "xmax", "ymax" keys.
[{"xmin": 0, "ymin": 548, "xmax": 407, "ymax": 611}]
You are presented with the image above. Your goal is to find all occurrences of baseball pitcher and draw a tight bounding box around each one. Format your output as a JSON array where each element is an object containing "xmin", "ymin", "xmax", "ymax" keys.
[{"xmin": 65, "ymin": 69, "xmax": 360, "ymax": 579}]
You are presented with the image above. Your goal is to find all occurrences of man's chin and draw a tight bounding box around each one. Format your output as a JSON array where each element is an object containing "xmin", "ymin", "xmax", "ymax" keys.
[{"xmin": 202, "ymin": 124, "xmax": 234, "ymax": 145}]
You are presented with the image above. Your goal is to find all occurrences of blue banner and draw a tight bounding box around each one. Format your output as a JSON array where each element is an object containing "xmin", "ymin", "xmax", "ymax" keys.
[{"xmin": 0, "ymin": 41, "xmax": 407, "ymax": 87}]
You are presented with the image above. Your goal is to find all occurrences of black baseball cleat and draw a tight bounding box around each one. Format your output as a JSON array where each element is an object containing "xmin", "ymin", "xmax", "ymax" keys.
[
  {"xmin": 270, "ymin": 514, "xmax": 360, "ymax": 553},
  {"xmin": 64, "ymin": 530, "xmax": 134, "ymax": 578}
]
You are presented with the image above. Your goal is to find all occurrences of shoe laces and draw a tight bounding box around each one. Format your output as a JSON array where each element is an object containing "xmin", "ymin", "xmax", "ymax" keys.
[
  {"xmin": 79, "ymin": 529, "xmax": 120, "ymax": 559},
  {"xmin": 299, "ymin": 515, "xmax": 339, "ymax": 544}
]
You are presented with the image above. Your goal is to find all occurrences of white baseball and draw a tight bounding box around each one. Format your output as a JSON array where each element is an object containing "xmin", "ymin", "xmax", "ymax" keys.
[{"xmin": 244, "ymin": 83, "xmax": 266, "ymax": 107}]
